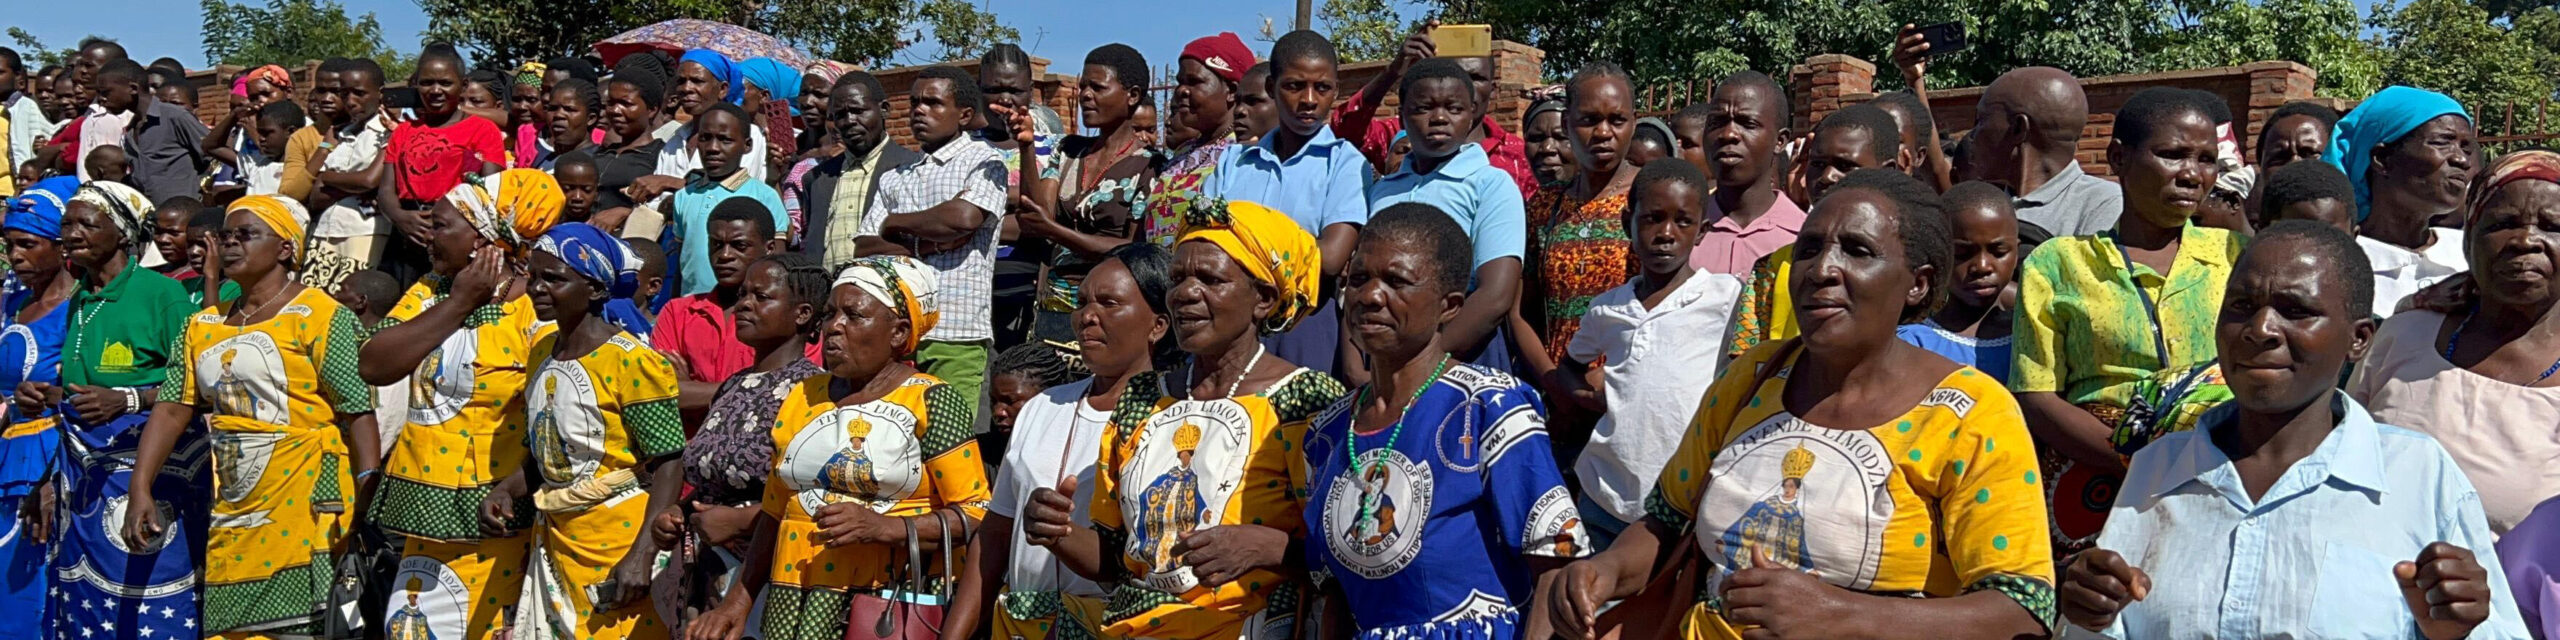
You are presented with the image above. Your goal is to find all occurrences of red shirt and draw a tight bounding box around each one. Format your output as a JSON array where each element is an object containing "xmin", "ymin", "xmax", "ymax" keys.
[
  {"xmin": 1330, "ymin": 86, "xmax": 1537, "ymax": 200},
  {"xmin": 388, "ymin": 115, "xmax": 505, "ymax": 202},
  {"xmin": 652, "ymin": 293, "xmax": 755, "ymax": 383}
]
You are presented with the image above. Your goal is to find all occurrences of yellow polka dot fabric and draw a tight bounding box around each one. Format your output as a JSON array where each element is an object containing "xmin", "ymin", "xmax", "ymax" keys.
[{"xmin": 1647, "ymin": 341, "xmax": 2058, "ymax": 639}]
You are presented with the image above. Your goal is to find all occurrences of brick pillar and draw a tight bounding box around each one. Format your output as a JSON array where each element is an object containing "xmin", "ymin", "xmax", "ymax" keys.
[
  {"xmin": 1487, "ymin": 40, "xmax": 1547, "ymax": 132},
  {"xmin": 1789, "ymin": 54, "xmax": 1876, "ymax": 134},
  {"xmin": 2241, "ymin": 61, "xmax": 2318, "ymax": 157}
]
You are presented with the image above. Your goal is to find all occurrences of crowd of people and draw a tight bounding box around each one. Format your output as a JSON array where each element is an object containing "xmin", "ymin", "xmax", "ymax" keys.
[{"xmin": 0, "ymin": 15, "xmax": 2554, "ymax": 640}]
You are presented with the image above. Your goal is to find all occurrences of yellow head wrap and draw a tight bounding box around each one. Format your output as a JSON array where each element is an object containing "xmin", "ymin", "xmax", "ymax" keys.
[
  {"xmin": 1176, "ymin": 199, "xmax": 1321, "ymax": 334},
  {"xmin": 834, "ymin": 256, "xmax": 942, "ymax": 355},
  {"xmin": 442, "ymin": 169, "xmax": 566, "ymax": 254},
  {"xmin": 228, "ymin": 195, "xmax": 308, "ymax": 266}
]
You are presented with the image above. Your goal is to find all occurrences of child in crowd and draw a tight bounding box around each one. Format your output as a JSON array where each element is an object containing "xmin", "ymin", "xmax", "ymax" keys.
[
  {"xmin": 1627, "ymin": 117, "xmax": 1673, "ymax": 167},
  {"xmin": 1552, "ymin": 157, "xmax": 1740, "ymax": 548},
  {"xmin": 1211, "ymin": 30, "xmax": 1373, "ymax": 377},
  {"xmin": 1381, "ymin": 132, "xmax": 1412, "ymax": 180},
  {"xmin": 1668, "ymin": 103, "xmax": 1713, "ymax": 172},
  {"xmin": 2259, "ymin": 158, "xmax": 2359, "ymax": 235},
  {"xmin": 83, "ymin": 145, "xmax": 130, "ymax": 186},
  {"xmin": 1232, "ymin": 61, "xmax": 1278, "ymax": 145},
  {"xmin": 149, "ymin": 196, "xmax": 202, "ymax": 281},
  {"xmin": 626, "ymin": 238, "xmax": 668, "ymax": 323},
  {"xmin": 333, "ymin": 269, "xmax": 407, "ymax": 454},
  {"xmin": 1366, "ymin": 57, "xmax": 1525, "ymax": 371},
  {"xmin": 555, "ymin": 149, "xmax": 603, "ymax": 223},
  {"xmin": 243, "ymin": 99, "xmax": 305, "ymax": 196},
  {"xmin": 1897, "ymin": 181, "xmax": 2019, "ymax": 382},
  {"xmin": 984, "ymin": 342, "xmax": 1077, "ymax": 470}
]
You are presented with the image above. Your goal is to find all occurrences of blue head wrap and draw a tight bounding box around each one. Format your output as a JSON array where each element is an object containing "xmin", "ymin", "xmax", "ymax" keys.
[
  {"xmin": 738, "ymin": 57, "xmax": 804, "ymax": 115},
  {"xmin": 2323, "ymin": 86, "xmax": 2471, "ymax": 222},
  {"xmin": 679, "ymin": 49, "xmax": 746, "ymax": 105},
  {"xmin": 7, "ymin": 177, "xmax": 81, "ymax": 239},
  {"xmin": 535, "ymin": 223, "xmax": 652, "ymax": 335}
]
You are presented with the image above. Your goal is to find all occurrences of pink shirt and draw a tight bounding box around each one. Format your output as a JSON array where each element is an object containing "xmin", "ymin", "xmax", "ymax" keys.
[{"xmin": 1688, "ymin": 189, "xmax": 1805, "ymax": 275}]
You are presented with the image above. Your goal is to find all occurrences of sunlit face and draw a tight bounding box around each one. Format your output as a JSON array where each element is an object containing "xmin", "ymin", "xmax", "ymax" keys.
[
  {"xmin": 2110, "ymin": 109, "xmax": 2221, "ymax": 230},
  {"xmin": 2217, "ymin": 235, "xmax": 2371, "ymax": 415},
  {"xmin": 1271, "ymin": 56, "xmax": 1338, "ymax": 137},
  {"xmin": 821, "ymin": 284, "xmax": 911, "ymax": 380},
  {"xmin": 1566, "ymin": 75, "xmax": 1633, "ymax": 174},
  {"xmin": 526, "ymin": 249, "xmax": 600, "ymax": 323}
]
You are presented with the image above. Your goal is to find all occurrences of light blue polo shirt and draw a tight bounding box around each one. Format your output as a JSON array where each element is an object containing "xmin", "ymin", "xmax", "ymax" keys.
[
  {"xmin": 1208, "ymin": 126, "xmax": 1374, "ymax": 237},
  {"xmin": 1367, "ymin": 143, "xmax": 1527, "ymax": 269}
]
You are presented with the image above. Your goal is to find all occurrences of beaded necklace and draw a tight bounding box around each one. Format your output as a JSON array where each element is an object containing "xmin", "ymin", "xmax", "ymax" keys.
[
  {"xmin": 1345, "ymin": 354, "xmax": 1451, "ymax": 530},
  {"xmin": 2445, "ymin": 309, "xmax": 2560, "ymax": 383}
]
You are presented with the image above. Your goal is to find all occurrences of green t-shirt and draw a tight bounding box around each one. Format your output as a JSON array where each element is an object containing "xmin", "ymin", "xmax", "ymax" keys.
[
  {"xmin": 64, "ymin": 259, "xmax": 198, "ymax": 389},
  {"xmin": 176, "ymin": 275, "xmax": 244, "ymax": 307}
]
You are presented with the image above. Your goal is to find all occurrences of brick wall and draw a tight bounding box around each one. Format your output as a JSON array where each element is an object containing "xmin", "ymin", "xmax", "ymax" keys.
[
  {"xmin": 853, "ymin": 57, "xmax": 1079, "ymax": 149},
  {"xmin": 1793, "ymin": 57, "xmax": 2320, "ymax": 178},
  {"xmin": 1276, "ymin": 39, "xmax": 1547, "ymax": 135}
]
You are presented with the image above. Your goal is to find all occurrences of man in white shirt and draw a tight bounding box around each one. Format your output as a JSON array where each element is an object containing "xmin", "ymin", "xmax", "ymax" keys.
[{"xmin": 309, "ymin": 58, "xmax": 398, "ymax": 267}]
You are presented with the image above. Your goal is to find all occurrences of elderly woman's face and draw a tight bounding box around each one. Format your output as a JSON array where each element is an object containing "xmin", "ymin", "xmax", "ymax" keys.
[
  {"xmin": 422, "ymin": 200, "xmax": 486, "ymax": 275},
  {"xmin": 1169, "ymin": 241, "xmax": 1275, "ymax": 356},
  {"xmin": 2468, "ymin": 179, "xmax": 2560, "ymax": 309},
  {"xmin": 59, "ymin": 201, "xmax": 124, "ymax": 270},
  {"xmin": 1789, "ymin": 188, "xmax": 1924, "ymax": 350},
  {"xmin": 6, "ymin": 230, "xmax": 62, "ymax": 285},
  {"xmin": 218, "ymin": 210, "xmax": 290, "ymax": 284},
  {"xmin": 821, "ymin": 284, "xmax": 911, "ymax": 380},
  {"xmin": 2373, "ymin": 114, "xmax": 2479, "ymax": 218},
  {"xmin": 525, "ymin": 248, "xmax": 596, "ymax": 323}
]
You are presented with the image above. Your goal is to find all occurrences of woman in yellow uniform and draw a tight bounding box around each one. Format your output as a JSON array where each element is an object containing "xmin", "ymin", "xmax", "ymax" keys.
[
  {"xmin": 358, "ymin": 170, "xmax": 563, "ymax": 639},
  {"xmin": 1020, "ymin": 200, "xmax": 1348, "ymax": 640},
  {"xmin": 688, "ymin": 255, "xmax": 990, "ymax": 640},
  {"xmin": 1528, "ymin": 170, "xmax": 2056, "ymax": 640},
  {"xmin": 486, "ymin": 222, "xmax": 684, "ymax": 639},
  {"xmin": 123, "ymin": 195, "xmax": 383, "ymax": 637}
]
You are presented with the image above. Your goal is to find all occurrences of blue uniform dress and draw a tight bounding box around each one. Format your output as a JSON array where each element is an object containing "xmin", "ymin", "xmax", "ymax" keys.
[
  {"xmin": 49, "ymin": 263, "xmax": 206, "ymax": 640},
  {"xmin": 1897, "ymin": 321, "xmax": 2013, "ymax": 384},
  {"xmin": 0, "ymin": 281, "xmax": 66, "ymax": 640},
  {"xmin": 1303, "ymin": 364, "xmax": 1588, "ymax": 640}
]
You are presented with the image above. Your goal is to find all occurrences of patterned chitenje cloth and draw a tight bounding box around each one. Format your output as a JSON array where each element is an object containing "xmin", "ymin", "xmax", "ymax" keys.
[
  {"xmin": 1526, "ymin": 188, "xmax": 1632, "ymax": 363},
  {"xmin": 2471, "ymin": 149, "xmax": 2560, "ymax": 226}
]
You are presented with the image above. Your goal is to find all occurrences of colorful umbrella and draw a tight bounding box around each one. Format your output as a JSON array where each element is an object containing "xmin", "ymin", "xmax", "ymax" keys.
[{"xmin": 594, "ymin": 19, "xmax": 815, "ymax": 69}]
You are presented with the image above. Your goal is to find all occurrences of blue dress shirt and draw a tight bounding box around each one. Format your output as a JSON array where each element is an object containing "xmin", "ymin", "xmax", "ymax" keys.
[{"xmin": 1367, "ymin": 143, "xmax": 1527, "ymax": 270}]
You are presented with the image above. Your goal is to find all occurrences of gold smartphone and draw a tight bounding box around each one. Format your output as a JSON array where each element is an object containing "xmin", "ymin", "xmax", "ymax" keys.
[{"xmin": 1433, "ymin": 24, "xmax": 1493, "ymax": 57}]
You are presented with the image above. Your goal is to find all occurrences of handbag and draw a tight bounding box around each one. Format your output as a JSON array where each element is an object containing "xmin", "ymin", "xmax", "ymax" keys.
[
  {"xmin": 325, "ymin": 523, "xmax": 392, "ymax": 639},
  {"xmin": 843, "ymin": 509, "xmax": 963, "ymax": 640},
  {"xmin": 1587, "ymin": 338, "xmax": 1799, "ymax": 640}
]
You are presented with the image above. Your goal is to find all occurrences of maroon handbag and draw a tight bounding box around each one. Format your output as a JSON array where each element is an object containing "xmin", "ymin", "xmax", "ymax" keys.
[{"xmin": 843, "ymin": 510, "xmax": 958, "ymax": 640}]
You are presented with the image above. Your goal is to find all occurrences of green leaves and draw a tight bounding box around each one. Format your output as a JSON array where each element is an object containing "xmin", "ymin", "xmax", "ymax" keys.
[
  {"xmin": 200, "ymin": 0, "xmax": 412, "ymax": 76},
  {"xmin": 416, "ymin": 0, "xmax": 1016, "ymax": 69},
  {"xmin": 1321, "ymin": 0, "xmax": 1407, "ymax": 63}
]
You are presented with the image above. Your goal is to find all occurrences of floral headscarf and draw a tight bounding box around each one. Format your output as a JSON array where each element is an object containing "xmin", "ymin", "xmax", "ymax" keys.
[
  {"xmin": 535, "ymin": 222, "xmax": 651, "ymax": 335},
  {"xmin": 442, "ymin": 169, "xmax": 566, "ymax": 254},
  {"xmin": 834, "ymin": 256, "xmax": 941, "ymax": 355},
  {"xmin": 68, "ymin": 182, "xmax": 154, "ymax": 251},
  {"xmin": 2470, "ymin": 149, "xmax": 2560, "ymax": 228},
  {"xmin": 1176, "ymin": 199, "xmax": 1321, "ymax": 334}
]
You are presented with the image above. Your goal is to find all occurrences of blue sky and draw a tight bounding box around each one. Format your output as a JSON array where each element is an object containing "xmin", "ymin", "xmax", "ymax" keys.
[{"xmin": 7, "ymin": 0, "xmax": 1386, "ymax": 76}]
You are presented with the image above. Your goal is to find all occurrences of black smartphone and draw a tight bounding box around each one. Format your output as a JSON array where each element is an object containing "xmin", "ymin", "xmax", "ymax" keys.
[
  {"xmin": 1914, "ymin": 22, "xmax": 1968, "ymax": 57},
  {"xmin": 383, "ymin": 87, "xmax": 421, "ymax": 110}
]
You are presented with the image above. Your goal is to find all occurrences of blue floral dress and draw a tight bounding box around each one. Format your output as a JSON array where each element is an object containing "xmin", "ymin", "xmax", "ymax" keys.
[{"xmin": 1302, "ymin": 364, "xmax": 1588, "ymax": 640}]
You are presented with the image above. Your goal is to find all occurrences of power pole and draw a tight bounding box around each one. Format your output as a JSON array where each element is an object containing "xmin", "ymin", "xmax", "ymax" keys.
[{"xmin": 1296, "ymin": 0, "xmax": 1312, "ymax": 31}]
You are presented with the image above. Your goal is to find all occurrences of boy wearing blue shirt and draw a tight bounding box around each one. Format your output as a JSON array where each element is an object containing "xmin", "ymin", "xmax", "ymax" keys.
[
  {"xmin": 1209, "ymin": 30, "xmax": 1374, "ymax": 377},
  {"xmin": 1366, "ymin": 58, "xmax": 1523, "ymax": 369}
]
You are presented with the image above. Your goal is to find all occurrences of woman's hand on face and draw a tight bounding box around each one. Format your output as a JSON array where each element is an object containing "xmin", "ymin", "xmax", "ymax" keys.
[
  {"xmin": 1529, "ymin": 558, "xmax": 1619, "ymax": 640},
  {"xmin": 2060, "ymin": 549, "xmax": 2151, "ymax": 631},
  {"xmin": 1716, "ymin": 548, "xmax": 1859, "ymax": 638},
  {"xmin": 453, "ymin": 246, "xmax": 507, "ymax": 307}
]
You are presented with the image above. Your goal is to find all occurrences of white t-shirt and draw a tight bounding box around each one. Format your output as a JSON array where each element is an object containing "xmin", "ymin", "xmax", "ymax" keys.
[
  {"xmin": 1567, "ymin": 272, "xmax": 1744, "ymax": 523},
  {"xmin": 988, "ymin": 378, "xmax": 1109, "ymax": 598},
  {"xmin": 2362, "ymin": 227, "xmax": 2467, "ymax": 318},
  {"xmin": 314, "ymin": 115, "xmax": 396, "ymax": 239}
]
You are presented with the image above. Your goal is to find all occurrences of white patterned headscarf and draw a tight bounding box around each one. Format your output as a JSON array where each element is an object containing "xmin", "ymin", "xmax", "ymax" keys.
[
  {"xmin": 833, "ymin": 256, "xmax": 941, "ymax": 355},
  {"xmin": 68, "ymin": 182, "xmax": 155, "ymax": 250}
]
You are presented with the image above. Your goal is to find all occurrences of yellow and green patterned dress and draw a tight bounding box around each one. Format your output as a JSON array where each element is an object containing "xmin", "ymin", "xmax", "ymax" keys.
[
  {"xmin": 758, "ymin": 372, "xmax": 990, "ymax": 640},
  {"xmin": 371, "ymin": 276, "xmax": 554, "ymax": 639},
  {"xmin": 1648, "ymin": 342, "xmax": 2059, "ymax": 640},
  {"xmin": 163, "ymin": 286, "xmax": 375, "ymax": 637},
  {"xmin": 519, "ymin": 331, "xmax": 685, "ymax": 640},
  {"xmin": 1083, "ymin": 368, "xmax": 1345, "ymax": 640}
]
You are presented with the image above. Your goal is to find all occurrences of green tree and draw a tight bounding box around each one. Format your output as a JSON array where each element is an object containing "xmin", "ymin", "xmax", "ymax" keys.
[
  {"xmin": 6, "ymin": 29, "xmax": 86, "ymax": 69},
  {"xmin": 1321, "ymin": 0, "xmax": 1408, "ymax": 62},
  {"xmin": 2151, "ymin": 0, "xmax": 2382, "ymax": 98},
  {"xmin": 907, "ymin": 0, "xmax": 1022, "ymax": 64},
  {"xmin": 2371, "ymin": 0, "xmax": 2556, "ymax": 121},
  {"xmin": 202, "ymin": 0, "xmax": 415, "ymax": 78}
]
